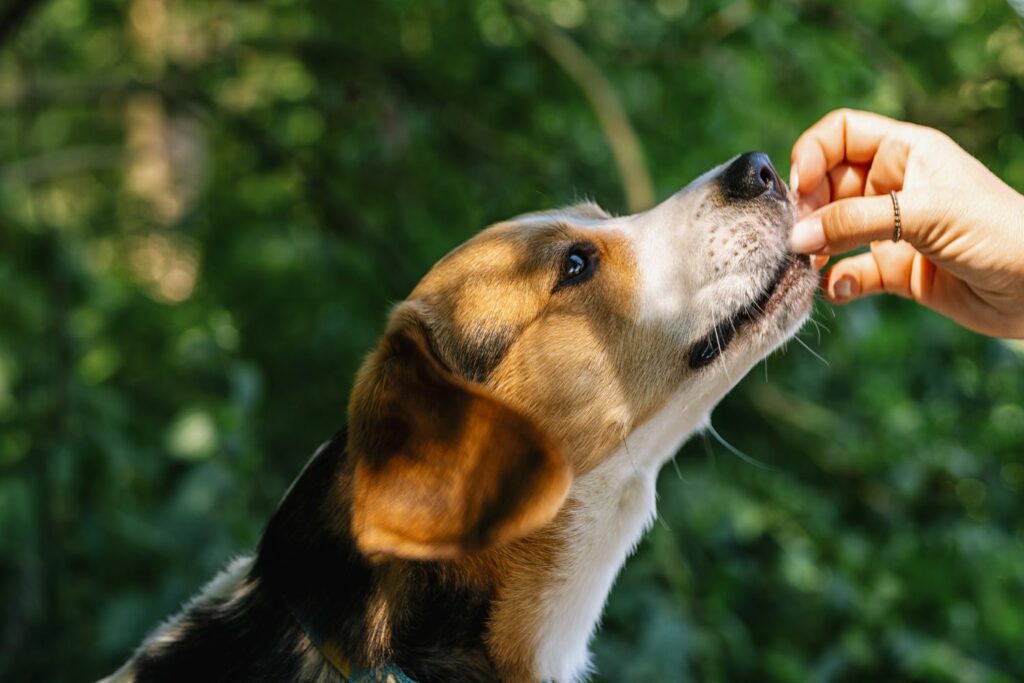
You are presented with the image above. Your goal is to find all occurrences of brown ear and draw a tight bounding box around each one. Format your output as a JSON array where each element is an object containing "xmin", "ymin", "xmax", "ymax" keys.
[{"xmin": 347, "ymin": 305, "xmax": 572, "ymax": 560}]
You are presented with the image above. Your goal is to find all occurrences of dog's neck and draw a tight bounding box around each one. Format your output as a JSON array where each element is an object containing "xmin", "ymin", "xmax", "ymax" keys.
[
  {"xmin": 255, "ymin": 384, "xmax": 722, "ymax": 683},
  {"xmin": 488, "ymin": 388, "xmax": 717, "ymax": 682}
]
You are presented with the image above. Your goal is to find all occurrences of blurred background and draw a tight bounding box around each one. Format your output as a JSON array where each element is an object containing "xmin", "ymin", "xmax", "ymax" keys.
[{"xmin": 3, "ymin": 0, "xmax": 1024, "ymax": 680}]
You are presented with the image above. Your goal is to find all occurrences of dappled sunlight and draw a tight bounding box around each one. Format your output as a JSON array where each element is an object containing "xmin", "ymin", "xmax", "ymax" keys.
[
  {"xmin": 126, "ymin": 232, "xmax": 199, "ymax": 302},
  {"xmin": 3, "ymin": 0, "xmax": 1024, "ymax": 681}
]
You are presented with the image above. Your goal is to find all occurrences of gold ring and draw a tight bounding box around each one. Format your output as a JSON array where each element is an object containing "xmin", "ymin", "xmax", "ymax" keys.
[{"xmin": 890, "ymin": 190, "xmax": 902, "ymax": 243}]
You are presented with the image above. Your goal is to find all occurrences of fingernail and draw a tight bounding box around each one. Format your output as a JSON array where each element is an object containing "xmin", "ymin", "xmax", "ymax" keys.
[
  {"xmin": 811, "ymin": 254, "xmax": 829, "ymax": 270},
  {"xmin": 833, "ymin": 276, "xmax": 857, "ymax": 300},
  {"xmin": 789, "ymin": 165, "xmax": 800, "ymax": 194},
  {"xmin": 789, "ymin": 216, "xmax": 826, "ymax": 253}
]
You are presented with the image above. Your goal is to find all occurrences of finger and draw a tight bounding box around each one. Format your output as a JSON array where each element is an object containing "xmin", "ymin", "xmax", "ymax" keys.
[
  {"xmin": 824, "ymin": 243, "xmax": 1022, "ymax": 337},
  {"xmin": 828, "ymin": 163, "xmax": 870, "ymax": 201},
  {"xmin": 789, "ymin": 190, "xmax": 949, "ymax": 255},
  {"xmin": 790, "ymin": 109, "xmax": 912, "ymax": 196},
  {"xmin": 796, "ymin": 180, "xmax": 830, "ymax": 218},
  {"xmin": 863, "ymin": 135, "xmax": 914, "ymax": 196},
  {"xmin": 824, "ymin": 242, "xmax": 922, "ymax": 303},
  {"xmin": 795, "ymin": 163, "xmax": 869, "ymax": 218},
  {"xmin": 823, "ymin": 244, "xmax": 1016, "ymax": 336}
]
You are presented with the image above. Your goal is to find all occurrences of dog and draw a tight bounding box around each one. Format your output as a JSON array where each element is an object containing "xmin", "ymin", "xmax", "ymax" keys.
[{"xmin": 103, "ymin": 151, "xmax": 818, "ymax": 683}]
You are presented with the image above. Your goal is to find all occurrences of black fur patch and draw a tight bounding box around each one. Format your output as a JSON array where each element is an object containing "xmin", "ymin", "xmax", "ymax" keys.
[
  {"xmin": 254, "ymin": 432, "xmax": 376, "ymax": 652},
  {"xmin": 128, "ymin": 431, "xmax": 503, "ymax": 683},
  {"xmin": 445, "ymin": 324, "xmax": 518, "ymax": 384},
  {"xmin": 129, "ymin": 577, "xmax": 314, "ymax": 682}
]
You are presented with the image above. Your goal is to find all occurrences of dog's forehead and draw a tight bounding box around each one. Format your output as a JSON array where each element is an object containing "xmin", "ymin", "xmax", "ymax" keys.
[
  {"xmin": 411, "ymin": 220, "xmax": 559, "ymax": 312},
  {"xmin": 403, "ymin": 204, "xmax": 632, "ymax": 384},
  {"xmin": 410, "ymin": 205, "xmax": 612, "ymax": 317},
  {"xmin": 401, "ymin": 217, "xmax": 563, "ymax": 382}
]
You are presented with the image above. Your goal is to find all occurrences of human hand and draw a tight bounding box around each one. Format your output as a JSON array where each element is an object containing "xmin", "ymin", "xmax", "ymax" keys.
[{"xmin": 788, "ymin": 108, "xmax": 1024, "ymax": 339}]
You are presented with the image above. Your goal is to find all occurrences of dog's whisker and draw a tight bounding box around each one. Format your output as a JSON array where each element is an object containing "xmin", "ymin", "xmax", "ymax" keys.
[
  {"xmin": 794, "ymin": 335, "xmax": 830, "ymax": 367},
  {"xmin": 670, "ymin": 452, "xmax": 687, "ymax": 483},
  {"xmin": 706, "ymin": 422, "xmax": 774, "ymax": 470},
  {"xmin": 712, "ymin": 326, "xmax": 735, "ymax": 386},
  {"xmin": 701, "ymin": 432, "xmax": 718, "ymax": 469},
  {"xmin": 806, "ymin": 315, "xmax": 830, "ymax": 342}
]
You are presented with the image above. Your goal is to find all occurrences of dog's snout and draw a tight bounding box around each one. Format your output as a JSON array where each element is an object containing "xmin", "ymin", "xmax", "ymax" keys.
[{"xmin": 720, "ymin": 151, "xmax": 786, "ymax": 201}]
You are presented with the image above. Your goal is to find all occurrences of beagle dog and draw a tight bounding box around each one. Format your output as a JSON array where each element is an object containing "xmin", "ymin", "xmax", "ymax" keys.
[{"xmin": 103, "ymin": 152, "xmax": 818, "ymax": 683}]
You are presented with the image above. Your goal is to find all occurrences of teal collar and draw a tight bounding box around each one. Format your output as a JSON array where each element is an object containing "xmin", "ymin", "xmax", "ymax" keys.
[
  {"xmin": 346, "ymin": 662, "xmax": 417, "ymax": 683},
  {"xmin": 287, "ymin": 606, "xmax": 416, "ymax": 682},
  {"xmin": 308, "ymin": 633, "xmax": 417, "ymax": 683}
]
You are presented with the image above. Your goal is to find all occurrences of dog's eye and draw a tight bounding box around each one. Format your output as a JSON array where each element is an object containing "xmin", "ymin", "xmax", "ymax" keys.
[
  {"xmin": 566, "ymin": 252, "xmax": 587, "ymax": 278},
  {"xmin": 554, "ymin": 245, "xmax": 597, "ymax": 292}
]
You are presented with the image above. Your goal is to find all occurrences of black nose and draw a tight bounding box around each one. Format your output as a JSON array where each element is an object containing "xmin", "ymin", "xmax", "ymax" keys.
[{"xmin": 720, "ymin": 151, "xmax": 785, "ymax": 201}]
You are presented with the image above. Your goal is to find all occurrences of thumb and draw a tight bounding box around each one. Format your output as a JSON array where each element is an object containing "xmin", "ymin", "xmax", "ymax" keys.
[{"xmin": 788, "ymin": 190, "xmax": 947, "ymax": 255}]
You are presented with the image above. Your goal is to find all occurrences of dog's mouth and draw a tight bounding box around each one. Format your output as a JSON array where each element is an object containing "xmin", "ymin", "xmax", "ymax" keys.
[{"xmin": 688, "ymin": 253, "xmax": 811, "ymax": 370}]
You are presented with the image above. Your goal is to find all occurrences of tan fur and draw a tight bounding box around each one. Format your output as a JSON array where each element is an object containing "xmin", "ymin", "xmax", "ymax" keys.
[
  {"xmin": 408, "ymin": 220, "xmax": 678, "ymax": 474},
  {"xmin": 480, "ymin": 508, "xmax": 574, "ymax": 681},
  {"xmin": 105, "ymin": 157, "xmax": 817, "ymax": 683},
  {"xmin": 360, "ymin": 562, "xmax": 406, "ymax": 663},
  {"xmin": 342, "ymin": 166, "xmax": 817, "ymax": 679},
  {"xmin": 347, "ymin": 307, "xmax": 572, "ymax": 560},
  {"xmin": 346, "ymin": 212, "xmax": 696, "ymax": 676}
]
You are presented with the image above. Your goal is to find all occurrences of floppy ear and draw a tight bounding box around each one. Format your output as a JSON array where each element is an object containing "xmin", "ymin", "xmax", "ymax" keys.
[{"xmin": 347, "ymin": 305, "xmax": 572, "ymax": 560}]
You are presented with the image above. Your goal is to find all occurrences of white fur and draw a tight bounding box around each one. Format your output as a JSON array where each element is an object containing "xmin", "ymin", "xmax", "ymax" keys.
[
  {"xmin": 529, "ymin": 345, "xmax": 805, "ymax": 681},
  {"xmin": 528, "ymin": 161, "xmax": 812, "ymax": 681},
  {"xmin": 531, "ymin": 384, "xmax": 726, "ymax": 682},
  {"xmin": 106, "ymin": 160, "xmax": 813, "ymax": 683},
  {"xmin": 528, "ymin": 300, "xmax": 813, "ymax": 682},
  {"xmin": 626, "ymin": 165, "xmax": 723, "ymax": 325},
  {"xmin": 530, "ymin": 455, "xmax": 659, "ymax": 682},
  {"xmin": 622, "ymin": 156, "xmax": 793, "ymax": 333}
]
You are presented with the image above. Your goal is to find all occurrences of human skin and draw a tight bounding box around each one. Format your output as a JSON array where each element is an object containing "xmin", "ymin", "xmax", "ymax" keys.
[{"xmin": 787, "ymin": 108, "xmax": 1024, "ymax": 339}]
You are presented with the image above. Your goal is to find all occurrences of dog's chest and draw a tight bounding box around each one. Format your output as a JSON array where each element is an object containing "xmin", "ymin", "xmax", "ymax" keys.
[{"xmin": 530, "ymin": 455, "xmax": 659, "ymax": 682}]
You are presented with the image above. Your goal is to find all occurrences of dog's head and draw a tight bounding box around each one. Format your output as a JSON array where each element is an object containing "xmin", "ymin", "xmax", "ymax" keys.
[{"xmin": 347, "ymin": 152, "xmax": 818, "ymax": 560}]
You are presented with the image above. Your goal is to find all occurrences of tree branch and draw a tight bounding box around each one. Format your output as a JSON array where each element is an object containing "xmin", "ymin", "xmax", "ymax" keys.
[{"xmin": 506, "ymin": 1, "xmax": 655, "ymax": 212}]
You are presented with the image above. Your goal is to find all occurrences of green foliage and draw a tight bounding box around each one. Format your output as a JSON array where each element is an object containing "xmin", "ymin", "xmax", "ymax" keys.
[{"xmin": 2, "ymin": 0, "xmax": 1024, "ymax": 680}]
